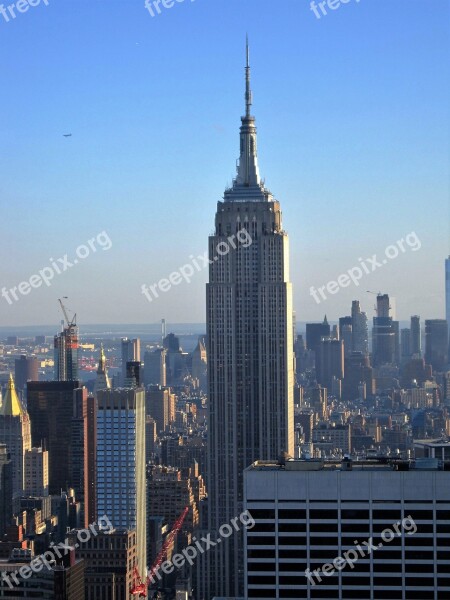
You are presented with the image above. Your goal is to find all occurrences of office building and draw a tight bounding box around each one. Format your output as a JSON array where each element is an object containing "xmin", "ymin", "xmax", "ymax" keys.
[
  {"xmin": 24, "ymin": 447, "xmax": 49, "ymax": 496},
  {"xmin": 372, "ymin": 294, "xmax": 397, "ymax": 366},
  {"xmin": 144, "ymin": 348, "xmax": 167, "ymax": 387},
  {"xmin": 14, "ymin": 355, "xmax": 39, "ymax": 393},
  {"xmin": 351, "ymin": 300, "xmax": 369, "ymax": 355},
  {"xmin": 68, "ymin": 528, "xmax": 137, "ymax": 600},
  {"xmin": 164, "ymin": 334, "xmax": 185, "ymax": 385},
  {"xmin": 313, "ymin": 423, "xmax": 351, "ymax": 455},
  {"xmin": 0, "ymin": 445, "xmax": 12, "ymax": 536},
  {"xmin": 191, "ymin": 337, "xmax": 207, "ymax": 390},
  {"xmin": 54, "ymin": 322, "xmax": 79, "ymax": 381},
  {"xmin": 71, "ymin": 390, "xmax": 97, "ymax": 527},
  {"xmin": 121, "ymin": 338, "xmax": 140, "ymax": 384},
  {"xmin": 147, "ymin": 465, "xmax": 198, "ymax": 546},
  {"xmin": 0, "ymin": 374, "xmax": 31, "ymax": 497},
  {"xmin": 315, "ymin": 338, "xmax": 344, "ymax": 392},
  {"xmin": 27, "ymin": 381, "xmax": 81, "ymax": 494},
  {"xmin": 400, "ymin": 328, "xmax": 411, "ymax": 362},
  {"xmin": 306, "ymin": 317, "xmax": 330, "ymax": 353},
  {"xmin": 414, "ymin": 439, "xmax": 450, "ymax": 461},
  {"xmin": 0, "ymin": 549, "xmax": 84, "ymax": 599},
  {"xmin": 425, "ymin": 319, "xmax": 449, "ymax": 372},
  {"xmin": 97, "ymin": 388, "xmax": 146, "ymax": 573},
  {"xmin": 341, "ymin": 323, "xmax": 353, "ymax": 358},
  {"xmin": 338, "ymin": 316, "xmax": 352, "ymax": 340},
  {"xmin": 244, "ymin": 457, "xmax": 450, "ymax": 600},
  {"xmin": 410, "ymin": 315, "xmax": 421, "ymax": 357},
  {"xmin": 146, "ymin": 385, "xmax": 175, "ymax": 434},
  {"xmin": 205, "ymin": 44, "xmax": 294, "ymax": 598},
  {"xmin": 124, "ymin": 360, "xmax": 142, "ymax": 388}
]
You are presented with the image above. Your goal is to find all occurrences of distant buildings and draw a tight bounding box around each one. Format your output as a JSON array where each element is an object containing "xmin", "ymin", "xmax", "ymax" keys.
[{"xmin": 96, "ymin": 388, "xmax": 147, "ymax": 573}]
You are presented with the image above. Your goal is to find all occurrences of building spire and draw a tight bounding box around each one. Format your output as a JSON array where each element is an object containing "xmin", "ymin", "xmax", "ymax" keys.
[
  {"xmin": 97, "ymin": 344, "xmax": 107, "ymax": 374},
  {"xmin": 2, "ymin": 373, "xmax": 24, "ymax": 416},
  {"xmin": 233, "ymin": 37, "xmax": 261, "ymax": 190},
  {"xmin": 94, "ymin": 345, "xmax": 111, "ymax": 398},
  {"xmin": 245, "ymin": 35, "xmax": 252, "ymax": 118},
  {"xmin": 224, "ymin": 38, "xmax": 274, "ymax": 201}
]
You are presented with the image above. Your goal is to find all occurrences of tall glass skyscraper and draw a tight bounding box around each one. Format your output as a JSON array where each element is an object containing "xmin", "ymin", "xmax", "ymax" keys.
[
  {"xmin": 205, "ymin": 42, "xmax": 294, "ymax": 598},
  {"xmin": 96, "ymin": 388, "xmax": 147, "ymax": 573}
]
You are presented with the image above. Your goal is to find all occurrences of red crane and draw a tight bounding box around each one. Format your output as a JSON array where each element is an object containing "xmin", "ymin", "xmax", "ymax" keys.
[{"xmin": 130, "ymin": 506, "xmax": 189, "ymax": 598}]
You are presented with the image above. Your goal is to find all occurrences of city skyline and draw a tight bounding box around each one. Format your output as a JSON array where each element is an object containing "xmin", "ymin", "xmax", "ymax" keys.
[
  {"xmin": 0, "ymin": 4, "xmax": 449, "ymax": 598},
  {"xmin": 1, "ymin": 0, "xmax": 449, "ymax": 326}
]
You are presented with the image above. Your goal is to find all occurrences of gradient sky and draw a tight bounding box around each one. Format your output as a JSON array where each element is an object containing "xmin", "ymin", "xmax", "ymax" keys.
[{"xmin": 0, "ymin": 0, "xmax": 449, "ymax": 327}]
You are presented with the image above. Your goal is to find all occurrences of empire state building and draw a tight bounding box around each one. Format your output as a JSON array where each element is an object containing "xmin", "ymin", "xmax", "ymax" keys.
[{"xmin": 205, "ymin": 42, "xmax": 295, "ymax": 598}]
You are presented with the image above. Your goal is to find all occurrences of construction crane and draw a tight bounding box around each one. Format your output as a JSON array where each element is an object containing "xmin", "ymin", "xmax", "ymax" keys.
[
  {"xmin": 58, "ymin": 297, "xmax": 77, "ymax": 328},
  {"xmin": 130, "ymin": 506, "xmax": 189, "ymax": 598}
]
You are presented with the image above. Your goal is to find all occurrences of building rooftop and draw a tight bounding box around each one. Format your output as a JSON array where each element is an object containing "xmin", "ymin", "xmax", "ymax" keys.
[{"xmin": 247, "ymin": 456, "xmax": 448, "ymax": 472}]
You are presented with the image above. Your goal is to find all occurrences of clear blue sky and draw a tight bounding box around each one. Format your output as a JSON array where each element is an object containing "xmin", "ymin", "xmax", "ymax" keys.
[{"xmin": 0, "ymin": 0, "xmax": 448, "ymax": 326}]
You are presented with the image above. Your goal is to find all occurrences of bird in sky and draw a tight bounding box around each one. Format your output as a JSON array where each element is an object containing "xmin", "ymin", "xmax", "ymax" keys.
[{"xmin": 63, "ymin": 134, "xmax": 72, "ymax": 137}]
